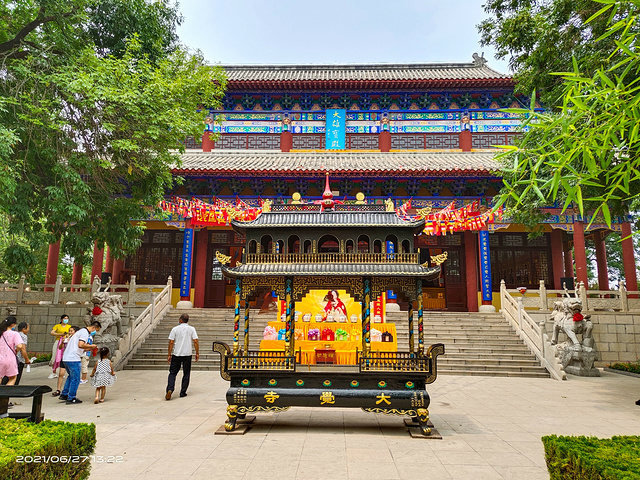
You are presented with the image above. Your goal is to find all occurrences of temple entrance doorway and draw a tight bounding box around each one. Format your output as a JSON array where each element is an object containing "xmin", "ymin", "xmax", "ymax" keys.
[{"xmin": 417, "ymin": 234, "xmax": 467, "ymax": 311}]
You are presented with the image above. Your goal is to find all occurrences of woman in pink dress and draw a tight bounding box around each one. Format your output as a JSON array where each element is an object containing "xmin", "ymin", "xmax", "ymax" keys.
[{"xmin": 0, "ymin": 316, "xmax": 30, "ymax": 385}]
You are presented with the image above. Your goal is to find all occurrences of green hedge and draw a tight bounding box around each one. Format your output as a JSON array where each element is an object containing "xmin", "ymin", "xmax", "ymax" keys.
[
  {"xmin": 0, "ymin": 419, "xmax": 96, "ymax": 480},
  {"xmin": 609, "ymin": 361, "xmax": 640, "ymax": 375},
  {"xmin": 542, "ymin": 435, "xmax": 640, "ymax": 479}
]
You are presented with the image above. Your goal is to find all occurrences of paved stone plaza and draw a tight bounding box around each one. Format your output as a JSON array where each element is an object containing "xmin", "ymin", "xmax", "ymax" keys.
[{"xmin": 19, "ymin": 364, "xmax": 640, "ymax": 479}]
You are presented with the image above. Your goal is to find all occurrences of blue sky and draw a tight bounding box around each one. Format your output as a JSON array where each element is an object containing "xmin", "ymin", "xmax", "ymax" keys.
[{"xmin": 176, "ymin": 0, "xmax": 510, "ymax": 74}]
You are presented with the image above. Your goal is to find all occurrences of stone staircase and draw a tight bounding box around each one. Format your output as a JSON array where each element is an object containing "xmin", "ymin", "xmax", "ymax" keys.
[{"xmin": 125, "ymin": 309, "xmax": 550, "ymax": 378}]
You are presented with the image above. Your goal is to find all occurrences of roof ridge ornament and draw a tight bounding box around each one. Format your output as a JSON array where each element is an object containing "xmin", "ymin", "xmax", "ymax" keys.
[
  {"xmin": 472, "ymin": 52, "xmax": 487, "ymax": 67},
  {"xmin": 321, "ymin": 172, "xmax": 335, "ymax": 212}
]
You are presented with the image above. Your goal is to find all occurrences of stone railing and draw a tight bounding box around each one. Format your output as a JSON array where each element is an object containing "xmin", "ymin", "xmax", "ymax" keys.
[
  {"xmin": 0, "ymin": 275, "xmax": 168, "ymax": 306},
  {"xmin": 113, "ymin": 277, "xmax": 173, "ymax": 370},
  {"xmin": 500, "ymin": 280, "xmax": 567, "ymax": 380},
  {"xmin": 506, "ymin": 280, "xmax": 640, "ymax": 312}
]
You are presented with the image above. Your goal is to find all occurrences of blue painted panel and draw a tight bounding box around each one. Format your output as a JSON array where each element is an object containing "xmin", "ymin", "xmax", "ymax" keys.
[{"xmin": 325, "ymin": 109, "xmax": 346, "ymax": 149}]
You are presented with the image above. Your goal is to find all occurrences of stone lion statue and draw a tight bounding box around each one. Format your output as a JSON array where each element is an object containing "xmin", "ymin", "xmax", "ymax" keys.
[
  {"xmin": 87, "ymin": 289, "xmax": 124, "ymax": 348},
  {"xmin": 549, "ymin": 287, "xmax": 599, "ymax": 377}
]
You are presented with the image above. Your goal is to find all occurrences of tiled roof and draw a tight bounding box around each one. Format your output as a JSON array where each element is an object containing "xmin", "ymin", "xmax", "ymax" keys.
[
  {"xmin": 176, "ymin": 151, "xmax": 500, "ymax": 176},
  {"xmin": 232, "ymin": 211, "xmax": 424, "ymax": 229},
  {"xmin": 222, "ymin": 263, "xmax": 441, "ymax": 279},
  {"xmin": 222, "ymin": 62, "xmax": 510, "ymax": 83}
]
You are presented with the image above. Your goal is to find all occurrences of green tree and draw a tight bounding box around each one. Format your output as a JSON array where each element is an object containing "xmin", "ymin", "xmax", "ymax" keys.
[
  {"xmin": 491, "ymin": 0, "xmax": 640, "ymax": 226},
  {"xmin": 0, "ymin": 0, "xmax": 225, "ymax": 279},
  {"xmin": 478, "ymin": 0, "xmax": 640, "ymax": 107}
]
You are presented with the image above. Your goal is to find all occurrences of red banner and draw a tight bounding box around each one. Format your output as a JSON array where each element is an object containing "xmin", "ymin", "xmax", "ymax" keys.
[{"xmin": 159, "ymin": 197, "xmax": 261, "ymax": 227}]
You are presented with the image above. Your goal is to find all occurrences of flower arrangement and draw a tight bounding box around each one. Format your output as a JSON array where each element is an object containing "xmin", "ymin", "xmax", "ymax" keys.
[
  {"xmin": 608, "ymin": 360, "xmax": 640, "ymax": 374},
  {"xmin": 294, "ymin": 328, "xmax": 305, "ymax": 341},
  {"xmin": 321, "ymin": 328, "xmax": 335, "ymax": 341},
  {"xmin": 335, "ymin": 328, "xmax": 349, "ymax": 341},
  {"xmin": 308, "ymin": 328, "xmax": 320, "ymax": 341}
]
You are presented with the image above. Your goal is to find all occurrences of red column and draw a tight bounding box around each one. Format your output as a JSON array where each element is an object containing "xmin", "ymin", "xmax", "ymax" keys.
[
  {"xmin": 72, "ymin": 262, "xmax": 83, "ymax": 287},
  {"xmin": 550, "ymin": 229, "xmax": 565, "ymax": 290},
  {"xmin": 464, "ymin": 231, "xmax": 479, "ymax": 312},
  {"xmin": 573, "ymin": 221, "xmax": 589, "ymax": 288},
  {"xmin": 459, "ymin": 130, "xmax": 472, "ymax": 151},
  {"xmin": 105, "ymin": 247, "xmax": 114, "ymax": 276},
  {"xmin": 563, "ymin": 243, "xmax": 574, "ymax": 279},
  {"xmin": 281, "ymin": 131, "xmax": 292, "ymax": 152},
  {"xmin": 379, "ymin": 131, "xmax": 391, "ymax": 152},
  {"xmin": 202, "ymin": 131, "xmax": 214, "ymax": 152},
  {"xmin": 45, "ymin": 240, "xmax": 61, "ymax": 291},
  {"xmin": 91, "ymin": 242, "xmax": 104, "ymax": 281},
  {"xmin": 593, "ymin": 231, "xmax": 609, "ymax": 290},
  {"xmin": 194, "ymin": 228, "xmax": 209, "ymax": 308},
  {"xmin": 621, "ymin": 222, "xmax": 638, "ymax": 291},
  {"xmin": 112, "ymin": 259, "xmax": 124, "ymax": 285}
]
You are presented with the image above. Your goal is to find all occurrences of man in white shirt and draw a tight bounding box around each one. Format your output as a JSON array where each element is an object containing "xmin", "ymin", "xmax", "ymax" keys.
[
  {"xmin": 165, "ymin": 313, "xmax": 199, "ymax": 400},
  {"xmin": 60, "ymin": 321, "xmax": 101, "ymax": 404}
]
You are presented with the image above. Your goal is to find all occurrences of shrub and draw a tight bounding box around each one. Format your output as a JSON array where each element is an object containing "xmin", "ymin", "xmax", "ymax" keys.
[
  {"xmin": 609, "ymin": 360, "xmax": 640, "ymax": 375},
  {"xmin": 29, "ymin": 353, "xmax": 52, "ymax": 364},
  {"xmin": 542, "ymin": 435, "xmax": 640, "ymax": 479},
  {"xmin": 0, "ymin": 419, "xmax": 96, "ymax": 480}
]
